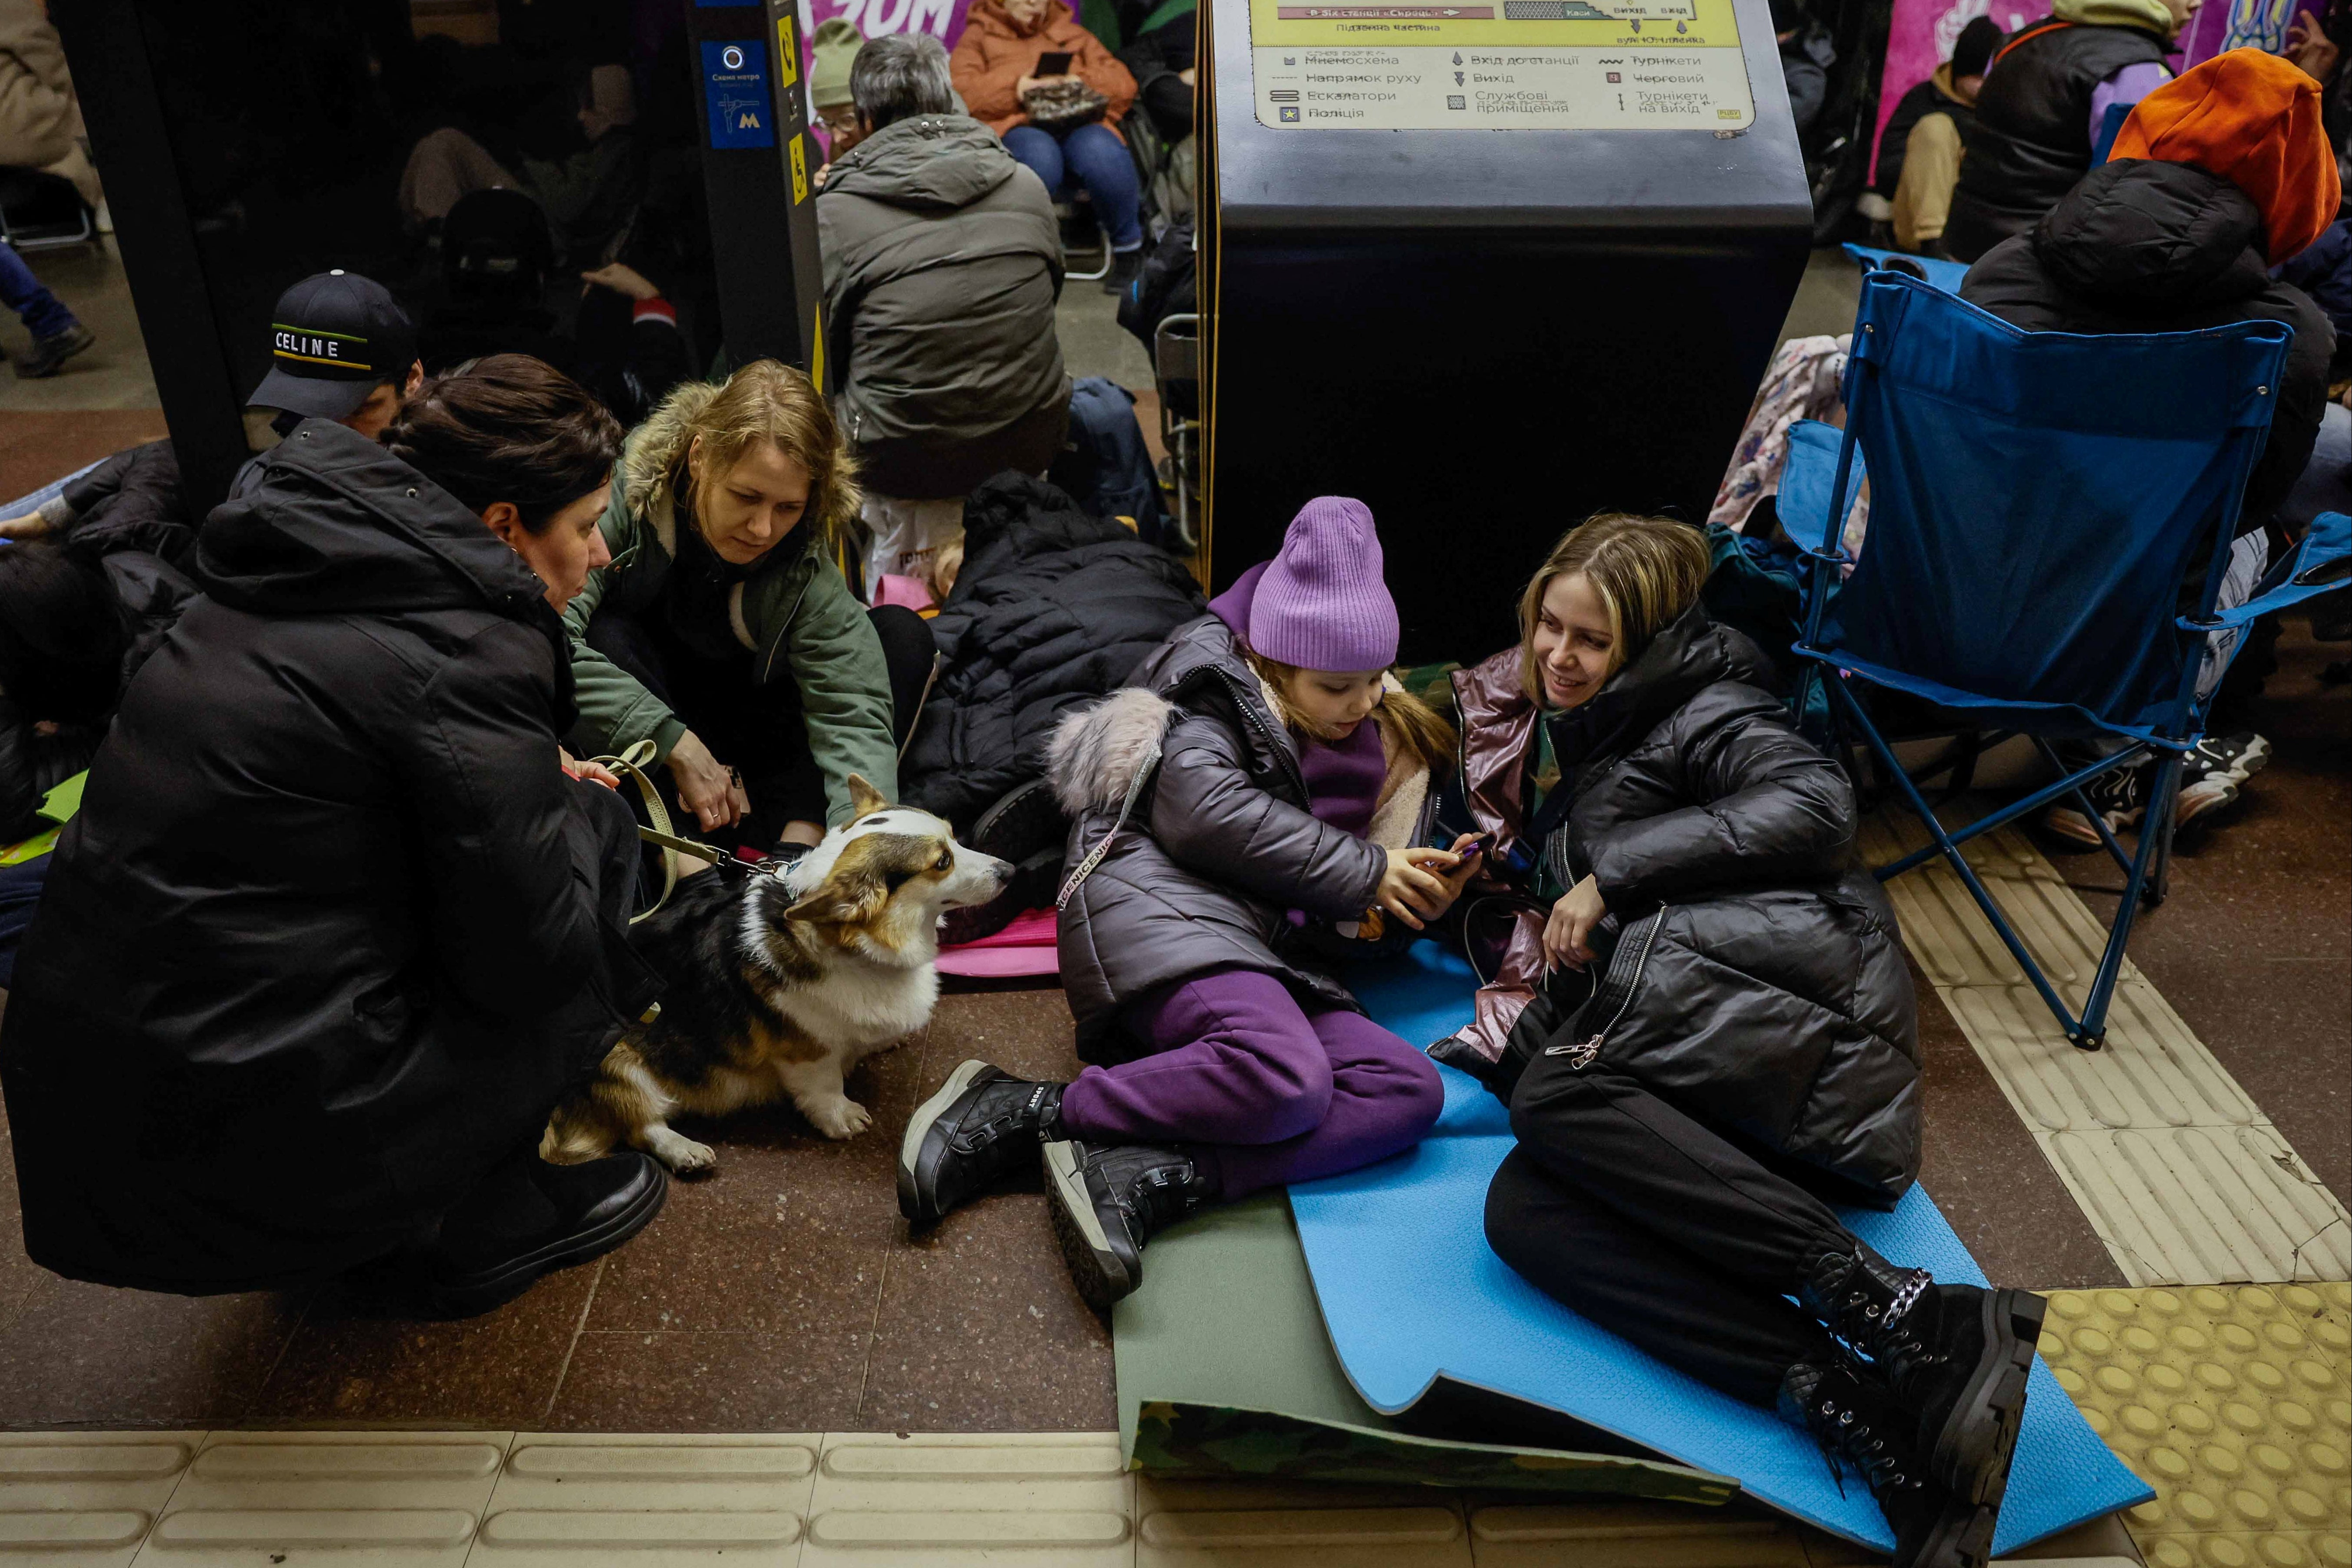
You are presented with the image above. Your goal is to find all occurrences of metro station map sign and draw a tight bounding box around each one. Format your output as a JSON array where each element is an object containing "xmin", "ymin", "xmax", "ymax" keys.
[{"xmin": 1250, "ymin": 0, "xmax": 1754, "ymax": 130}]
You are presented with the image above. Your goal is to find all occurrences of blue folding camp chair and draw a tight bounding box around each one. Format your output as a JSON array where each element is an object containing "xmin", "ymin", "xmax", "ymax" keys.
[
  {"xmin": 1842, "ymin": 242, "xmax": 1969, "ymax": 296},
  {"xmin": 1783, "ymin": 270, "xmax": 2352, "ymax": 1049}
]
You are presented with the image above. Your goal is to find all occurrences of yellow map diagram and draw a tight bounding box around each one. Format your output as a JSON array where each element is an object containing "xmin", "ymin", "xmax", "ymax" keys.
[{"xmin": 1250, "ymin": 0, "xmax": 1752, "ymax": 129}]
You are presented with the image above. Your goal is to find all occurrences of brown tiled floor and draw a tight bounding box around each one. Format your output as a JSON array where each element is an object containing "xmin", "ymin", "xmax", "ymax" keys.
[{"xmin": 0, "ymin": 982, "xmax": 1102, "ymax": 1432}]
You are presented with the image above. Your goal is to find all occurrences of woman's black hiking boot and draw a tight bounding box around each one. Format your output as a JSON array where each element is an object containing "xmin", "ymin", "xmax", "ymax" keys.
[
  {"xmin": 898, "ymin": 1060, "xmax": 1065, "ymax": 1226},
  {"xmin": 1803, "ymin": 1245, "xmax": 2046, "ymax": 1509},
  {"xmin": 1041, "ymin": 1138, "xmax": 1210, "ymax": 1312},
  {"xmin": 1782, "ymin": 1361, "xmax": 1993, "ymax": 1568}
]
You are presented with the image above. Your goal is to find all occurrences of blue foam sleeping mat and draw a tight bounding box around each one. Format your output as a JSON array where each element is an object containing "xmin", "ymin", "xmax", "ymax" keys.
[{"xmin": 1291, "ymin": 943, "xmax": 2153, "ymax": 1554}]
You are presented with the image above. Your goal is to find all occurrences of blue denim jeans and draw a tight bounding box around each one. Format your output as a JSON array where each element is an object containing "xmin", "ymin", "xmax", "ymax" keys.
[
  {"xmin": 1003, "ymin": 122, "xmax": 1142, "ymax": 252},
  {"xmin": 0, "ymin": 240, "xmax": 78, "ymax": 340}
]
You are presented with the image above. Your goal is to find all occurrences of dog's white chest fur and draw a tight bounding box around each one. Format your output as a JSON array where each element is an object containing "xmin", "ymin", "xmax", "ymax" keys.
[{"xmin": 770, "ymin": 959, "xmax": 941, "ymax": 1055}]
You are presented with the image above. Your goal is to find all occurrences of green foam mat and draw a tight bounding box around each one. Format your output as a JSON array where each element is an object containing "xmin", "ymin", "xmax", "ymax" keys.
[{"xmin": 1111, "ymin": 1190, "xmax": 1735, "ymax": 1502}]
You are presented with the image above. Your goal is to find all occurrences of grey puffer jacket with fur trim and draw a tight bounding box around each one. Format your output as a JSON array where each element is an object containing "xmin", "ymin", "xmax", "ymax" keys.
[{"xmin": 1050, "ymin": 613, "xmax": 1390, "ymax": 1060}]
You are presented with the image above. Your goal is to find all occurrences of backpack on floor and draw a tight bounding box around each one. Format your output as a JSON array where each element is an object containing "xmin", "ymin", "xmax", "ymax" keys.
[{"xmin": 1048, "ymin": 376, "xmax": 1171, "ymax": 546}]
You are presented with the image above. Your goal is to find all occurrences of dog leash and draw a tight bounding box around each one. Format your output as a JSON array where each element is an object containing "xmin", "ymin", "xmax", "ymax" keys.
[{"xmin": 587, "ymin": 741, "xmax": 804, "ymax": 922}]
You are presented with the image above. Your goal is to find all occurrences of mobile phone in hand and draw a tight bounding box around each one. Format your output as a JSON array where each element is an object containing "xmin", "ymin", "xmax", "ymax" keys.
[
  {"xmin": 1453, "ymin": 832, "xmax": 1494, "ymax": 864},
  {"xmin": 1035, "ymin": 49, "xmax": 1074, "ymax": 74}
]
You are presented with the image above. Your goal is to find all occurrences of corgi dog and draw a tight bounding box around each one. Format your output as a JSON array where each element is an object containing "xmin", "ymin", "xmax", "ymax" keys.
[{"xmin": 542, "ymin": 776, "xmax": 1012, "ymax": 1174}]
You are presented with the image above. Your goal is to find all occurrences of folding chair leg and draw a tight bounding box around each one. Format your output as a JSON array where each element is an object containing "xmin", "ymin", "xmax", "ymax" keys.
[
  {"xmin": 2029, "ymin": 737, "xmax": 2140, "ymax": 882},
  {"xmin": 1825, "ymin": 674, "xmax": 2092, "ymax": 1042},
  {"xmin": 2075, "ymin": 750, "xmax": 2183, "ymax": 1049}
]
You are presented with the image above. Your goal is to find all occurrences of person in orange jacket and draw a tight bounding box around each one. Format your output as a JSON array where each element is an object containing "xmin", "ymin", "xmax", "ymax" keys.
[{"xmin": 951, "ymin": 0, "xmax": 1144, "ymax": 289}]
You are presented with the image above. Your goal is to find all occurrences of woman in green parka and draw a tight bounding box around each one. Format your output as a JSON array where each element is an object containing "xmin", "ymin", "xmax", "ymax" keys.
[{"xmin": 564, "ymin": 359, "xmax": 936, "ymax": 848}]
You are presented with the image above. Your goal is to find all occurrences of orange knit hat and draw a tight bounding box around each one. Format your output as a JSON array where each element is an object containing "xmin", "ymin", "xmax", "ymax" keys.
[{"xmin": 2112, "ymin": 48, "xmax": 2341, "ymax": 261}]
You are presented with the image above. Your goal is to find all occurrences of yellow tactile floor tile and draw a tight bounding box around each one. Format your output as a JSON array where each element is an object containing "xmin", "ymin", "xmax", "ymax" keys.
[
  {"xmin": 468, "ymin": 1432, "xmax": 818, "ymax": 1566},
  {"xmin": 0, "ymin": 1431, "xmax": 197, "ymax": 1568},
  {"xmin": 141, "ymin": 1430, "xmax": 513, "ymax": 1567},
  {"xmin": 1861, "ymin": 812, "xmax": 2351, "ymax": 1285},
  {"xmin": 797, "ymin": 1431, "xmax": 1133, "ymax": 1567},
  {"xmin": 2034, "ymin": 1283, "xmax": 2352, "ymax": 1568}
]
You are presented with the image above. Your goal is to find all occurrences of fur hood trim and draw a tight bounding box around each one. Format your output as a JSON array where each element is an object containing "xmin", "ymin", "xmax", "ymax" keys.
[
  {"xmin": 617, "ymin": 380, "xmax": 725, "ymax": 560},
  {"xmin": 1049, "ymin": 688, "xmax": 1177, "ymax": 815}
]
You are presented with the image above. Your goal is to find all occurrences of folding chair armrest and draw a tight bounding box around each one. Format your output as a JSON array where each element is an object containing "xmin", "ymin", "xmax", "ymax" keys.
[
  {"xmin": 2179, "ymin": 511, "xmax": 2352, "ymax": 631},
  {"xmin": 1778, "ymin": 418, "xmax": 1864, "ymax": 561}
]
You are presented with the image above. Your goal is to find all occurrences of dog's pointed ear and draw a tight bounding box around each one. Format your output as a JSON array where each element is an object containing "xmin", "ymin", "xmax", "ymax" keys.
[
  {"xmin": 845, "ymin": 773, "xmax": 888, "ymax": 819},
  {"xmin": 784, "ymin": 864, "xmax": 888, "ymax": 927}
]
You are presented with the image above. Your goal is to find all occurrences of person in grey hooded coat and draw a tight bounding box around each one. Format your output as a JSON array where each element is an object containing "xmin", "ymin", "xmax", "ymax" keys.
[{"xmin": 816, "ymin": 33, "xmax": 1070, "ymax": 501}]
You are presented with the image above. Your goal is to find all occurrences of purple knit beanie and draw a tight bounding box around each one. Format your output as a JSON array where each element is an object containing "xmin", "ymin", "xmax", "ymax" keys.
[{"xmin": 1247, "ymin": 496, "xmax": 1400, "ymax": 671}]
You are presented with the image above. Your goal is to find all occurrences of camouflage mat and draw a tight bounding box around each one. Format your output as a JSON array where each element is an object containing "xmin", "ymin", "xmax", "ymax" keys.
[{"xmin": 1112, "ymin": 1190, "xmax": 1734, "ymax": 1502}]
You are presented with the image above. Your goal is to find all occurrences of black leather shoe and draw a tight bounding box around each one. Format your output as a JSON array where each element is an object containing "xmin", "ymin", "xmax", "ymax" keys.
[
  {"xmin": 1783, "ymin": 1360, "xmax": 1993, "ymax": 1568},
  {"xmin": 1041, "ymin": 1138, "xmax": 1209, "ymax": 1312},
  {"xmin": 1803, "ymin": 1247, "xmax": 2044, "ymax": 1508},
  {"xmin": 420, "ymin": 1151, "xmax": 666, "ymax": 1317},
  {"xmin": 897, "ymin": 1060, "xmax": 1064, "ymax": 1226}
]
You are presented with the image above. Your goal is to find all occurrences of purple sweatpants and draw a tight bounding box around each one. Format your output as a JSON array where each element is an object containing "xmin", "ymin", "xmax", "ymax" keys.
[{"xmin": 1056, "ymin": 967, "xmax": 1446, "ymax": 1200}]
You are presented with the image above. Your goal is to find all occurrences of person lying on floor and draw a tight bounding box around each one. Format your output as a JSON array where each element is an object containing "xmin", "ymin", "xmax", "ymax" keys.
[
  {"xmin": 563, "ymin": 361, "xmax": 935, "ymax": 855},
  {"xmin": 0, "ymin": 355, "xmax": 669, "ymax": 1315},
  {"xmin": 898, "ymin": 496, "xmax": 1467, "ymax": 1306},
  {"xmin": 1448, "ymin": 513, "xmax": 2039, "ymax": 1568}
]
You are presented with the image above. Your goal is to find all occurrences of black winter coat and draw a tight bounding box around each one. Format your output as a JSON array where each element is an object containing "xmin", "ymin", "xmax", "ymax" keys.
[
  {"xmin": 1963, "ymin": 158, "xmax": 2334, "ymax": 542},
  {"xmin": 1050, "ymin": 612, "xmax": 1386, "ymax": 1059},
  {"xmin": 1494, "ymin": 607, "xmax": 1921, "ymax": 1206},
  {"xmin": 1945, "ymin": 16, "xmax": 2170, "ymax": 261},
  {"xmin": 901, "ymin": 473, "xmax": 1204, "ymax": 832},
  {"xmin": 0, "ymin": 546, "xmax": 199, "ymax": 843},
  {"xmin": 0, "ymin": 421, "xmax": 656, "ymax": 1293}
]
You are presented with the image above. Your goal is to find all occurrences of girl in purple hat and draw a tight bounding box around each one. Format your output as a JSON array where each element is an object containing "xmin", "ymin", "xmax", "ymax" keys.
[{"xmin": 895, "ymin": 496, "xmax": 1476, "ymax": 1307}]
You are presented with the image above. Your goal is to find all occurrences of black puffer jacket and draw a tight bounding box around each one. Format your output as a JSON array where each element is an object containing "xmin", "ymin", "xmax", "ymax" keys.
[
  {"xmin": 1964, "ymin": 158, "xmax": 2334, "ymax": 540},
  {"xmin": 0, "ymin": 420, "xmax": 657, "ymax": 1292},
  {"xmin": 1050, "ymin": 612, "xmax": 1387, "ymax": 1059},
  {"xmin": 1945, "ymin": 15, "xmax": 2170, "ymax": 260},
  {"xmin": 0, "ymin": 545, "xmax": 199, "ymax": 842},
  {"xmin": 902, "ymin": 474, "xmax": 1204, "ymax": 832},
  {"xmin": 1492, "ymin": 606, "xmax": 1921, "ymax": 1205}
]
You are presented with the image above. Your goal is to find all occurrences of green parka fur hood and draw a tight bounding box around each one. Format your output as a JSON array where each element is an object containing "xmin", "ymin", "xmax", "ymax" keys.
[{"xmin": 561, "ymin": 380, "xmax": 901, "ymax": 826}]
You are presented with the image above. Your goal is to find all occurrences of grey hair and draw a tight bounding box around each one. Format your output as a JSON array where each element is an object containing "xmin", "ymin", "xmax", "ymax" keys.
[{"xmin": 849, "ymin": 33, "xmax": 957, "ymax": 130}]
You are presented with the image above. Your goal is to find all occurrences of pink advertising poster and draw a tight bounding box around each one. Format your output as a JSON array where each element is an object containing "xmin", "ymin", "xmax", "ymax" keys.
[
  {"xmin": 1871, "ymin": 0, "xmax": 2322, "ymax": 184},
  {"xmin": 793, "ymin": 0, "xmax": 980, "ymax": 153},
  {"xmin": 1870, "ymin": 0, "xmax": 2036, "ymax": 185}
]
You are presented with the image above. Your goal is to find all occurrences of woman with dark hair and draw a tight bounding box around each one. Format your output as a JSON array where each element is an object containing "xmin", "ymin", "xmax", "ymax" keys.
[{"xmin": 0, "ymin": 354, "xmax": 669, "ymax": 1315}]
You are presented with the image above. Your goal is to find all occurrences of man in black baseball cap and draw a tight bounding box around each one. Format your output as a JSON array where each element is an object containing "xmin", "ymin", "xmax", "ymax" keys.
[
  {"xmin": 0, "ymin": 269, "xmax": 426, "ymax": 547},
  {"xmin": 250, "ymin": 269, "xmax": 424, "ymax": 440}
]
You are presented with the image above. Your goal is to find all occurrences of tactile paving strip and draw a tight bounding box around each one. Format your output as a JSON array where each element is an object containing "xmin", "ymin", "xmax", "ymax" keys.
[
  {"xmin": 0, "ymin": 1427, "xmax": 2173, "ymax": 1565},
  {"xmin": 1862, "ymin": 812, "xmax": 2351, "ymax": 1285},
  {"xmin": 2034, "ymin": 1283, "xmax": 2352, "ymax": 1568}
]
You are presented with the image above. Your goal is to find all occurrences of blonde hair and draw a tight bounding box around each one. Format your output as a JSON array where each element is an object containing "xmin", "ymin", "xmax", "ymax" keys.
[
  {"xmin": 1517, "ymin": 513, "xmax": 1711, "ymax": 703},
  {"xmin": 676, "ymin": 358, "xmax": 862, "ymax": 548},
  {"xmin": 1246, "ymin": 651, "xmax": 1460, "ymax": 783}
]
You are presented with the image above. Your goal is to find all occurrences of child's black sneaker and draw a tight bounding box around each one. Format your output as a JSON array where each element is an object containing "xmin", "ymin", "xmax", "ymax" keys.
[
  {"xmin": 1783, "ymin": 1360, "xmax": 1994, "ymax": 1568},
  {"xmin": 897, "ymin": 1060, "xmax": 1063, "ymax": 1226},
  {"xmin": 1804, "ymin": 1247, "xmax": 2043, "ymax": 1509},
  {"xmin": 1041, "ymin": 1138, "xmax": 1208, "ymax": 1312}
]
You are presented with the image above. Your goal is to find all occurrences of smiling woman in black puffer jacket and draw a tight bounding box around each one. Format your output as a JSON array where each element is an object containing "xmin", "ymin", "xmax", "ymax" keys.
[{"xmin": 1470, "ymin": 515, "xmax": 2044, "ymax": 1568}]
